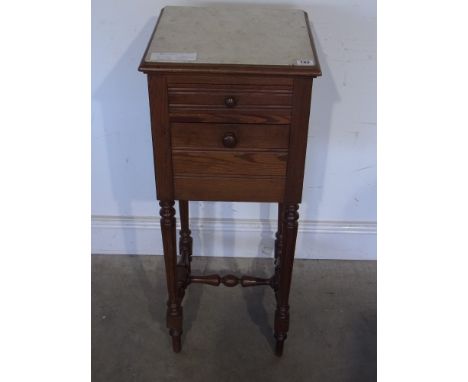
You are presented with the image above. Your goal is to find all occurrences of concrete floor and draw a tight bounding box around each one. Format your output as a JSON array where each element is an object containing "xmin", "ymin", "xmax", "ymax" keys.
[{"xmin": 92, "ymin": 255, "xmax": 376, "ymax": 382}]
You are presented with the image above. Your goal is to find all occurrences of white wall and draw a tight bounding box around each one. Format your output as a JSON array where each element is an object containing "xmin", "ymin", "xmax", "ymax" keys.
[{"xmin": 92, "ymin": 0, "xmax": 376, "ymax": 259}]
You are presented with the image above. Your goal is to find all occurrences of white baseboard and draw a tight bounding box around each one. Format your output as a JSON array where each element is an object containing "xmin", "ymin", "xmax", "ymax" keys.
[{"xmin": 91, "ymin": 215, "xmax": 376, "ymax": 260}]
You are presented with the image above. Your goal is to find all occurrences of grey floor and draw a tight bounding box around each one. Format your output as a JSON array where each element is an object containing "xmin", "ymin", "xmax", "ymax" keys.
[{"xmin": 92, "ymin": 255, "xmax": 376, "ymax": 382}]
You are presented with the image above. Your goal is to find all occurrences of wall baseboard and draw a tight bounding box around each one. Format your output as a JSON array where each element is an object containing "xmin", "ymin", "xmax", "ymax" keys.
[{"xmin": 92, "ymin": 215, "xmax": 376, "ymax": 260}]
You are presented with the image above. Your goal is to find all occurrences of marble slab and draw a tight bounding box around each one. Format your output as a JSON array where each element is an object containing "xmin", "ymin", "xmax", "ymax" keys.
[{"xmin": 145, "ymin": 6, "xmax": 316, "ymax": 67}]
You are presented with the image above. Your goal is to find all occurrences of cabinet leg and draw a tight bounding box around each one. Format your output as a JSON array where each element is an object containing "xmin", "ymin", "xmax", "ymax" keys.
[
  {"xmin": 274, "ymin": 203, "xmax": 299, "ymax": 356},
  {"xmin": 273, "ymin": 203, "xmax": 284, "ymax": 292},
  {"xmin": 160, "ymin": 200, "xmax": 183, "ymax": 353},
  {"xmin": 178, "ymin": 200, "xmax": 193, "ymax": 272},
  {"xmin": 177, "ymin": 200, "xmax": 192, "ymax": 303}
]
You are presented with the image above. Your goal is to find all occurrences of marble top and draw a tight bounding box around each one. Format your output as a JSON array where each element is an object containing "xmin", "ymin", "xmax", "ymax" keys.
[{"xmin": 144, "ymin": 6, "xmax": 317, "ymax": 67}]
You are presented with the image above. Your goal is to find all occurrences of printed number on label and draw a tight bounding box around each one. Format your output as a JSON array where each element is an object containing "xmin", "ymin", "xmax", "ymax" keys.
[{"xmin": 296, "ymin": 59, "xmax": 314, "ymax": 66}]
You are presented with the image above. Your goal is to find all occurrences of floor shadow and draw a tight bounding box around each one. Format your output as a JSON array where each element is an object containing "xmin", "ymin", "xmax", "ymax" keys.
[
  {"xmin": 241, "ymin": 203, "xmax": 276, "ymax": 350},
  {"xmin": 178, "ymin": 201, "xmax": 204, "ymax": 339},
  {"xmin": 130, "ymin": 256, "xmax": 166, "ymax": 331}
]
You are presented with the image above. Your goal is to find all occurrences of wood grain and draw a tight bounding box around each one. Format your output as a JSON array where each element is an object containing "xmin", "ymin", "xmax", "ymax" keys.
[
  {"xmin": 169, "ymin": 108, "xmax": 291, "ymax": 124},
  {"xmin": 169, "ymin": 89, "xmax": 292, "ymax": 107},
  {"xmin": 174, "ymin": 176, "xmax": 285, "ymax": 202},
  {"xmin": 172, "ymin": 150, "xmax": 287, "ymax": 177},
  {"xmin": 168, "ymin": 83, "xmax": 292, "ymax": 91},
  {"xmin": 284, "ymin": 77, "xmax": 313, "ymax": 203},
  {"xmin": 171, "ymin": 123, "xmax": 290, "ymax": 150},
  {"xmin": 147, "ymin": 74, "xmax": 173, "ymax": 199}
]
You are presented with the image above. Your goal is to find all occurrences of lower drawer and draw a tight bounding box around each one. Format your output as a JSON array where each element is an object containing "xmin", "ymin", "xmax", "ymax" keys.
[
  {"xmin": 172, "ymin": 150, "xmax": 287, "ymax": 177},
  {"xmin": 174, "ymin": 176, "xmax": 285, "ymax": 202},
  {"xmin": 171, "ymin": 123, "xmax": 290, "ymax": 150}
]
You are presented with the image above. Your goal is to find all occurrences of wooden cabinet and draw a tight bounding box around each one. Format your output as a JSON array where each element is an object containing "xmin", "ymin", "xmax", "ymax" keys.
[{"xmin": 138, "ymin": 5, "xmax": 321, "ymax": 356}]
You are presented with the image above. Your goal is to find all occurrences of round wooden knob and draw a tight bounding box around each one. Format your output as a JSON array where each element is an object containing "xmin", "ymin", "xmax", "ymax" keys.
[
  {"xmin": 224, "ymin": 96, "xmax": 237, "ymax": 108},
  {"xmin": 222, "ymin": 132, "xmax": 237, "ymax": 148}
]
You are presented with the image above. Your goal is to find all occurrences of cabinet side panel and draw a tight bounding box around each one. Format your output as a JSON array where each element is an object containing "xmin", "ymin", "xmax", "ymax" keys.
[
  {"xmin": 284, "ymin": 77, "xmax": 313, "ymax": 203},
  {"xmin": 147, "ymin": 74, "xmax": 174, "ymax": 199}
]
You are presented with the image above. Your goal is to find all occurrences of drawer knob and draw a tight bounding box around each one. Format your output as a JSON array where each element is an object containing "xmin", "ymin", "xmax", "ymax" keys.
[
  {"xmin": 222, "ymin": 132, "xmax": 237, "ymax": 148},
  {"xmin": 224, "ymin": 96, "xmax": 237, "ymax": 108}
]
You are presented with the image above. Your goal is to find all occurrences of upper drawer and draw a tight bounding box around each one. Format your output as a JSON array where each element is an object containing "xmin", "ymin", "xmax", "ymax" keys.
[
  {"xmin": 169, "ymin": 109, "xmax": 291, "ymax": 124},
  {"xmin": 168, "ymin": 84, "xmax": 292, "ymax": 108},
  {"xmin": 166, "ymin": 75, "xmax": 293, "ymax": 124}
]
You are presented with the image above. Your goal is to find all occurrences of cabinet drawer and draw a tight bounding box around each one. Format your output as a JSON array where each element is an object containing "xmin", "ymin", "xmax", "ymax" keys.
[
  {"xmin": 167, "ymin": 77, "xmax": 293, "ymax": 124},
  {"xmin": 174, "ymin": 176, "xmax": 285, "ymax": 202},
  {"xmin": 172, "ymin": 150, "xmax": 287, "ymax": 177},
  {"xmin": 168, "ymin": 84, "xmax": 292, "ymax": 108},
  {"xmin": 171, "ymin": 123, "xmax": 290, "ymax": 150},
  {"xmin": 169, "ymin": 108, "xmax": 291, "ymax": 124}
]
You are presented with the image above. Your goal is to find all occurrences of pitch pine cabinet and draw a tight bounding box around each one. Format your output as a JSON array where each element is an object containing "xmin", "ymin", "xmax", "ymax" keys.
[{"xmin": 138, "ymin": 6, "xmax": 321, "ymax": 356}]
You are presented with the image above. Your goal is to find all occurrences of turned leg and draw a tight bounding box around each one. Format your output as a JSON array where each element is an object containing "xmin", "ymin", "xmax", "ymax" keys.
[
  {"xmin": 178, "ymin": 200, "xmax": 193, "ymax": 272},
  {"xmin": 273, "ymin": 203, "xmax": 284, "ymax": 292},
  {"xmin": 274, "ymin": 203, "xmax": 299, "ymax": 356},
  {"xmin": 160, "ymin": 201, "xmax": 183, "ymax": 353},
  {"xmin": 176, "ymin": 200, "xmax": 193, "ymax": 302}
]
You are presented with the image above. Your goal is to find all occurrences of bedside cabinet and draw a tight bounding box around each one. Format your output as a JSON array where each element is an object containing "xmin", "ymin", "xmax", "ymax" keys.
[{"xmin": 138, "ymin": 6, "xmax": 321, "ymax": 356}]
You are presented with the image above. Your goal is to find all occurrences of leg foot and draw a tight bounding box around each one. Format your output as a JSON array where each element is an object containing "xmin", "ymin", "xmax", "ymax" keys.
[
  {"xmin": 275, "ymin": 338, "xmax": 285, "ymax": 357},
  {"xmin": 170, "ymin": 331, "xmax": 182, "ymax": 353},
  {"xmin": 274, "ymin": 304, "xmax": 289, "ymax": 356}
]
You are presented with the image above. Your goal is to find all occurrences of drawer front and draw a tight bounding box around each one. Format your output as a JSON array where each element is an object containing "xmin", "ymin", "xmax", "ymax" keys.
[
  {"xmin": 167, "ymin": 77, "xmax": 292, "ymax": 124},
  {"xmin": 169, "ymin": 108, "xmax": 291, "ymax": 124},
  {"xmin": 166, "ymin": 75, "xmax": 292, "ymax": 202},
  {"xmin": 171, "ymin": 123, "xmax": 290, "ymax": 150},
  {"xmin": 168, "ymin": 84, "xmax": 292, "ymax": 107},
  {"xmin": 172, "ymin": 150, "xmax": 287, "ymax": 177},
  {"xmin": 174, "ymin": 176, "xmax": 285, "ymax": 202}
]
